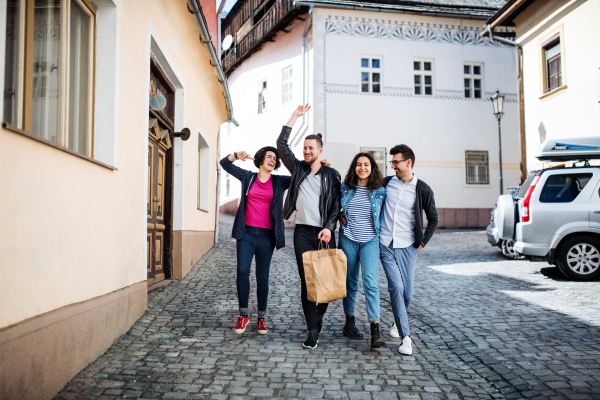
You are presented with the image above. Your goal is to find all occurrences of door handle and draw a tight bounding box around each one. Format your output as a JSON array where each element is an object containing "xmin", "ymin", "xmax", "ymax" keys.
[{"xmin": 594, "ymin": 210, "xmax": 600, "ymax": 214}]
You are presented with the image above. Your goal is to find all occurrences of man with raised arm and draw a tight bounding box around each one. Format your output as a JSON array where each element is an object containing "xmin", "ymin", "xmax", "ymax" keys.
[{"xmin": 277, "ymin": 104, "xmax": 342, "ymax": 350}]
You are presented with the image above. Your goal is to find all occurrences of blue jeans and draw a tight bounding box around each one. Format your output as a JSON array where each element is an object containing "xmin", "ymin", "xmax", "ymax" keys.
[
  {"xmin": 380, "ymin": 242, "xmax": 419, "ymax": 338},
  {"xmin": 340, "ymin": 234, "xmax": 381, "ymax": 322},
  {"xmin": 236, "ymin": 226, "xmax": 275, "ymax": 315}
]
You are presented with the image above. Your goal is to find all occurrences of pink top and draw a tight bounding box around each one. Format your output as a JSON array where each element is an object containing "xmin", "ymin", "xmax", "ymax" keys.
[{"xmin": 245, "ymin": 175, "xmax": 274, "ymax": 230}]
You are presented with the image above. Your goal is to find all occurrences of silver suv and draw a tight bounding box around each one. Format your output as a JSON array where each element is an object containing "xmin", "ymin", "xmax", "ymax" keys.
[{"xmin": 497, "ymin": 137, "xmax": 600, "ymax": 281}]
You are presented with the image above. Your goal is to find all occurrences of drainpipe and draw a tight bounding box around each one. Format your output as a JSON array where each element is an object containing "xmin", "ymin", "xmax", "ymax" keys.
[
  {"xmin": 187, "ymin": 0, "xmax": 238, "ymax": 245},
  {"xmin": 290, "ymin": 5, "xmax": 313, "ymax": 146},
  {"xmin": 213, "ymin": 0, "xmax": 228, "ymax": 246},
  {"xmin": 187, "ymin": 0, "xmax": 238, "ymax": 127}
]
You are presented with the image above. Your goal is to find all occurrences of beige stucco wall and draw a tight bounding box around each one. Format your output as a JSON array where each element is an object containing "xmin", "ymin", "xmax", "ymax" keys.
[
  {"xmin": 515, "ymin": 0, "xmax": 600, "ymax": 171},
  {"xmin": 0, "ymin": 0, "xmax": 227, "ymax": 330}
]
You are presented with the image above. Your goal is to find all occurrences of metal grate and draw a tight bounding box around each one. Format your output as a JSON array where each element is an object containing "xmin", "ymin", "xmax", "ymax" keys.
[
  {"xmin": 361, "ymin": 147, "xmax": 386, "ymax": 176},
  {"xmin": 465, "ymin": 150, "xmax": 489, "ymax": 184}
]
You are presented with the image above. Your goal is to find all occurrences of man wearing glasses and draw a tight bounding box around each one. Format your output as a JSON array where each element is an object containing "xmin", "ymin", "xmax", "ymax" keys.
[{"xmin": 380, "ymin": 144, "xmax": 438, "ymax": 355}]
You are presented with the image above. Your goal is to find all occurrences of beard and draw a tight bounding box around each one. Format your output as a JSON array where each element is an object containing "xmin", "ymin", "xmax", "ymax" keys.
[{"xmin": 303, "ymin": 154, "xmax": 318, "ymax": 165}]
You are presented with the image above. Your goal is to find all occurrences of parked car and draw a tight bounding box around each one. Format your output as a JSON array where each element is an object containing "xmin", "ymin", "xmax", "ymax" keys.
[
  {"xmin": 486, "ymin": 186, "xmax": 521, "ymax": 258},
  {"xmin": 496, "ymin": 137, "xmax": 600, "ymax": 281}
]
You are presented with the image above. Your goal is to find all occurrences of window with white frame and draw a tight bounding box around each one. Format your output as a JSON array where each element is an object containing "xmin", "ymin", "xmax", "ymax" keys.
[
  {"xmin": 360, "ymin": 56, "xmax": 381, "ymax": 93},
  {"xmin": 413, "ymin": 60, "xmax": 433, "ymax": 95},
  {"xmin": 282, "ymin": 66, "xmax": 292, "ymax": 104},
  {"xmin": 225, "ymin": 172, "xmax": 231, "ymax": 197},
  {"xmin": 258, "ymin": 79, "xmax": 267, "ymax": 114},
  {"xmin": 465, "ymin": 151, "xmax": 489, "ymax": 185},
  {"xmin": 543, "ymin": 35, "xmax": 562, "ymax": 92},
  {"xmin": 3, "ymin": 0, "xmax": 96, "ymax": 156},
  {"xmin": 197, "ymin": 131, "xmax": 210, "ymax": 211},
  {"xmin": 464, "ymin": 64, "xmax": 483, "ymax": 98}
]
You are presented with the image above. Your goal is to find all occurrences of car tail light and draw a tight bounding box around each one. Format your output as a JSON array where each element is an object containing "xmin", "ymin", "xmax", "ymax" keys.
[{"xmin": 521, "ymin": 174, "xmax": 541, "ymax": 222}]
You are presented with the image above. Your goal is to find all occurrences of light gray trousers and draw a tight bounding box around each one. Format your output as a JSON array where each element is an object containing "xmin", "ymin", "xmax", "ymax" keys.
[{"xmin": 380, "ymin": 241, "xmax": 419, "ymax": 338}]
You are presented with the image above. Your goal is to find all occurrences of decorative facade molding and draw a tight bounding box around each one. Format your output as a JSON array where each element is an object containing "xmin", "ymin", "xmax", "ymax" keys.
[
  {"xmin": 323, "ymin": 16, "xmax": 512, "ymax": 47},
  {"xmin": 415, "ymin": 161, "xmax": 463, "ymax": 168},
  {"xmin": 492, "ymin": 162, "xmax": 520, "ymax": 170},
  {"xmin": 324, "ymin": 87, "xmax": 518, "ymax": 102}
]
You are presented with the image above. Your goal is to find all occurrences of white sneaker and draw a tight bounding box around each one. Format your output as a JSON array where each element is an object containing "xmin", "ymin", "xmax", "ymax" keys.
[
  {"xmin": 389, "ymin": 323, "xmax": 400, "ymax": 339},
  {"xmin": 398, "ymin": 336, "xmax": 412, "ymax": 355}
]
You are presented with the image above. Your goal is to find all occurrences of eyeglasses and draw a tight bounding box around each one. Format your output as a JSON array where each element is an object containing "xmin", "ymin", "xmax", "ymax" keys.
[{"xmin": 389, "ymin": 159, "xmax": 408, "ymax": 166}]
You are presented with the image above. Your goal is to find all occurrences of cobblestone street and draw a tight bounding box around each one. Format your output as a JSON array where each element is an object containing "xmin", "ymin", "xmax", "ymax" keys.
[{"xmin": 57, "ymin": 214, "xmax": 600, "ymax": 400}]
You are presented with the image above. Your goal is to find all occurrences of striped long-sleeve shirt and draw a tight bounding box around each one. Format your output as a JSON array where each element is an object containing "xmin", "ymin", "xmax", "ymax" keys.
[{"xmin": 342, "ymin": 185, "xmax": 377, "ymax": 243}]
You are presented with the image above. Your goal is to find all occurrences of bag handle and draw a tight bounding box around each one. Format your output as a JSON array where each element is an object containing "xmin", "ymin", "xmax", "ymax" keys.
[{"xmin": 318, "ymin": 240, "xmax": 331, "ymax": 250}]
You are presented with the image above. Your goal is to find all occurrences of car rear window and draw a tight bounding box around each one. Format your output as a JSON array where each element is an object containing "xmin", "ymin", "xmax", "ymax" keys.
[
  {"xmin": 539, "ymin": 173, "xmax": 593, "ymax": 203},
  {"xmin": 517, "ymin": 173, "xmax": 537, "ymax": 199}
]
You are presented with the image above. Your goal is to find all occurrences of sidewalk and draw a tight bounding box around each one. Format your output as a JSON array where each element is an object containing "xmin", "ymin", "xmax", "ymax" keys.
[{"xmin": 56, "ymin": 213, "xmax": 600, "ymax": 399}]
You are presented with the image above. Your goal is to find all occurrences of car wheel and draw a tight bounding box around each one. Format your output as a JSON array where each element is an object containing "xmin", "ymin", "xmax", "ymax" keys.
[
  {"xmin": 556, "ymin": 235, "xmax": 600, "ymax": 281},
  {"xmin": 502, "ymin": 239, "xmax": 518, "ymax": 259}
]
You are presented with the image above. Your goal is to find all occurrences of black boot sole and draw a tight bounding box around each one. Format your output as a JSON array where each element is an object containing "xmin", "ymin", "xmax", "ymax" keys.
[
  {"xmin": 370, "ymin": 338, "xmax": 386, "ymax": 349},
  {"xmin": 343, "ymin": 329, "xmax": 364, "ymax": 340}
]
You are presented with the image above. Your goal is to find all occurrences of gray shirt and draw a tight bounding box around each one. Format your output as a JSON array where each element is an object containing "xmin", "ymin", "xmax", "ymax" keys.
[{"xmin": 295, "ymin": 173, "xmax": 321, "ymax": 227}]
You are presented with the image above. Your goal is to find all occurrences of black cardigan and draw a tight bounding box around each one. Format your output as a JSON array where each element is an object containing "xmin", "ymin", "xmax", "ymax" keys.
[
  {"xmin": 383, "ymin": 176, "xmax": 439, "ymax": 248},
  {"xmin": 220, "ymin": 156, "xmax": 291, "ymax": 249}
]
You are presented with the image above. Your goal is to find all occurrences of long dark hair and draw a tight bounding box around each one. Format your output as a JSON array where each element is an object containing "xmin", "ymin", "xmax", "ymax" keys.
[{"xmin": 344, "ymin": 152, "xmax": 384, "ymax": 190}]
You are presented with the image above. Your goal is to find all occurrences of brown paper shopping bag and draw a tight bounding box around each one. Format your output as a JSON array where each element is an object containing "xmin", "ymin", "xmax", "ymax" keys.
[{"xmin": 303, "ymin": 242, "xmax": 347, "ymax": 303}]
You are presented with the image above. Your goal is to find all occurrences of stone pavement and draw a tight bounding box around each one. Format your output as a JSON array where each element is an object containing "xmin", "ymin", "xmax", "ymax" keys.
[{"xmin": 56, "ymin": 214, "xmax": 600, "ymax": 400}]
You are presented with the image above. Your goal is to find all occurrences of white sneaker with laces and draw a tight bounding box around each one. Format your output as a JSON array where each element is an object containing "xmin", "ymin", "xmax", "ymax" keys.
[
  {"xmin": 389, "ymin": 323, "xmax": 400, "ymax": 339},
  {"xmin": 398, "ymin": 336, "xmax": 412, "ymax": 355}
]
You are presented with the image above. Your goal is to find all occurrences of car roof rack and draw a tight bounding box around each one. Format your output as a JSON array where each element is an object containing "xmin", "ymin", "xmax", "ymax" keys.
[{"xmin": 536, "ymin": 137, "xmax": 600, "ymax": 162}]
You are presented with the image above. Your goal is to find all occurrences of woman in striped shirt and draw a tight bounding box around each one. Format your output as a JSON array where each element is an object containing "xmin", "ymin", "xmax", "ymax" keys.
[{"xmin": 340, "ymin": 152, "xmax": 386, "ymax": 349}]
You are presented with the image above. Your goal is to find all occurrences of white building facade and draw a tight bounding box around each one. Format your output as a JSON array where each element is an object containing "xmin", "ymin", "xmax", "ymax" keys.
[
  {"xmin": 221, "ymin": 0, "xmax": 521, "ymax": 228},
  {"xmin": 486, "ymin": 0, "xmax": 600, "ymax": 172}
]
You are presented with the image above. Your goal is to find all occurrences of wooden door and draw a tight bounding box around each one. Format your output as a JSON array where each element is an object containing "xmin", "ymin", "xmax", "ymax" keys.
[{"xmin": 147, "ymin": 118, "xmax": 172, "ymax": 285}]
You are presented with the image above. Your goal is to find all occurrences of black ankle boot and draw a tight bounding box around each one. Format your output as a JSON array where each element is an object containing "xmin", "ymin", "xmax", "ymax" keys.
[
  {"xmin": 343, "ymin": 315, "xmax": 364, "ymax": 340},
  {"xmin": 370, "ymin": 322, "xmax": 386, "ymax": 349}
]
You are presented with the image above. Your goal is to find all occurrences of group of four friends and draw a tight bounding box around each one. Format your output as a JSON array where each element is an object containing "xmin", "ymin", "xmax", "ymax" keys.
[{"xmin": 220, "ymin": 104, "xmax": 438, "ymax": 355}]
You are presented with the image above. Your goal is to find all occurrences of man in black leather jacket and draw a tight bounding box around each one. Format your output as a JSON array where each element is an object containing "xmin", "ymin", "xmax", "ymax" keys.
[{"xmin": 277, "ymin": 104, "xmax": 342, "ymax": 350}]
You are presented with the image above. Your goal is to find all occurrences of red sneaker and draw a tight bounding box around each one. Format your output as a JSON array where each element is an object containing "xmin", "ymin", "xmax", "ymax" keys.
[
  {"xmin": 257, "ymin": 319, "xmax": 268, "ymax": 335},
  {"xmin": 235, "ymin": 316, "xmax": 250, "ymax": 334}
]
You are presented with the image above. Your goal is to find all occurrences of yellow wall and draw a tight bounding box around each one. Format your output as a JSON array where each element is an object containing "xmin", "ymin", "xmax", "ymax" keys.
[{"xmin": 0, "ymin": 0, "xmax": 227, "ymax": 329}]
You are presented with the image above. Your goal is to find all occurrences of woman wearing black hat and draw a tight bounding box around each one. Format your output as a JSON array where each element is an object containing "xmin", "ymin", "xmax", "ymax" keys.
[{"xmin": 219, "ymin": 146, "xmax": 290, "ymax": 335}]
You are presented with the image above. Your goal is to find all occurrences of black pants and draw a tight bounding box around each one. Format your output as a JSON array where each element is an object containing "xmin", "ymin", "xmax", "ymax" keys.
[{"xmin": 294, "ymin": 224, "xmax": 337, "ymax": 331}]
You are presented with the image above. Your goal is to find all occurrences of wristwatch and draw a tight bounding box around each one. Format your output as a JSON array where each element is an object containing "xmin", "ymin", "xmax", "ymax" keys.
[{"xmin": 234, "ymin": 152, "xmax": 238, "ymax": 159}]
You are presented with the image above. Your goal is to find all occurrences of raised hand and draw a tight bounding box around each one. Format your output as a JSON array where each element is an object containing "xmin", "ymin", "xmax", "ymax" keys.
[
  {"xmin": 320, "ymin": 159, "xmax": 332, "ymax": 167},
  {"xmin": 292, "ymin": 104, "xmax": 311, "ymax": 118},
  {"xmin": 237, "ymin": 151, "xmax": 254, "ymax": 161}
]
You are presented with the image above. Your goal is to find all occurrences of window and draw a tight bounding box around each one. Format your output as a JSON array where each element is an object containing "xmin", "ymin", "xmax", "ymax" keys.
[
  {"xmin": 225, "ymin": 172, "xmax": 231, "ymax": 197},
  {"xmin": 414, "ymin": 60, "xmax": 433, "ymax": 95},
  {"xmin": 464, "ymin": 64, "xmax": 482, "ymax": 98},
  {"xmin": 3, "ymin": 0, "xmax": 95, "ymax": 156},
  {"xmin": 197, "ymin": 131, "xmax": 210, "ymax": 211},
  {"xmin": 543, "ymin": 36, "xmax": 562, "ymax": 92},
  {"xmin": 258, "ymin": 79, "xmax": 267, "ymax": 114},
  {"xmin": 361, "ymin": 147, "xmax": 386, "ymax": 175},
  {"xmin": 540, "ymin": 173, "xmax": 592, "ymax": 203},
  {"xmin": 360, "ymin": 56, "xmax": 381, "ymax": 93},
  {"xmin": 282, "ymin": 66, "xmax": 292, "ymax": 104},
  {"xmin": 465, "ymin": 151, "xmax": 489, "ymax": 185}
]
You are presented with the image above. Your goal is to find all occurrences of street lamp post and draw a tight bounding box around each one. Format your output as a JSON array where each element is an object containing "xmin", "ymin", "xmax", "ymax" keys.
[{"xmin": 490, "ymin": 90, "xmax": 505, "ymax": 195}]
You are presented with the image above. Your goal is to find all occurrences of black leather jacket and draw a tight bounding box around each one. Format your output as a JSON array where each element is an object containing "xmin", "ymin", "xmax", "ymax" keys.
[{"xmin": 277, "ymin": 126, "xmax": 341, "ymax": 232}]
